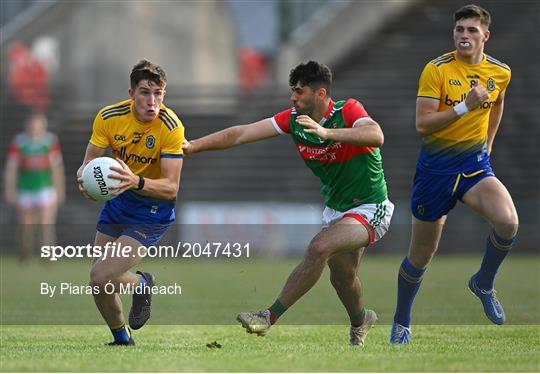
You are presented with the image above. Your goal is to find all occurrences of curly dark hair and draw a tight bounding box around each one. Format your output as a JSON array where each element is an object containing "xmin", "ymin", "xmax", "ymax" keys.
[{"xmin": 289, "ymin": 61, "xmax": 332, "ymax": 94}]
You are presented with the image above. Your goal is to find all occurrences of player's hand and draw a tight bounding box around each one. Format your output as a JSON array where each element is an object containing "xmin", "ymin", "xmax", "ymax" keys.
[
  {"xmin": 108, "ymin": 158, "xmax": 139, "ymax": 195},
  {"xmin": 182, "ymin": 139, "xmax": 194, "ymax": 156},
  {"xmin": 465, "ymin": 85, "xmax": 490, "ymax": 110},
  {"xmin": 296, "ymin": 115, "xmax": 329, "ymax": 140},
  {"xmin": 76, "ymin": 164, "xmax": 95, "ymax": 201}
]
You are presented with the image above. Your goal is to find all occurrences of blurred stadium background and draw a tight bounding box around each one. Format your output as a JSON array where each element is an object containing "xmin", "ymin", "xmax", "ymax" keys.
[{"xmin": 0, "ymin": 0, "xmax": 538, "ymax": 254}]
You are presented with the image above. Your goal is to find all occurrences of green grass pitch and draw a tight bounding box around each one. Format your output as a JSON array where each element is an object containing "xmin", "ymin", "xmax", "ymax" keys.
[{"xmin": 1, "ymin": 254, "xmax": 539, "ymax": 372}]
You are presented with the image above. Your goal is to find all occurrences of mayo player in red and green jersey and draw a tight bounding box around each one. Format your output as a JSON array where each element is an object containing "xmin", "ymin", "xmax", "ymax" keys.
[
  {"xmin": 4, "ymin": 113, "xmax": 65, "ymax": 264},
  {"xmin": 184, "ymin": 61, "xmax": 393, "ymax": 346}
]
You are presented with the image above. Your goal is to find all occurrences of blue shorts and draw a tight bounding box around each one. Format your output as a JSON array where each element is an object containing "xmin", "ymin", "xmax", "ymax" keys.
[
  {"xmin": 97, "ymin": 190, "xmax": 175, "ymax": 247},
  {"xmin": 411, "ymin": 167, "xmax": 495, "ymax": 221}
]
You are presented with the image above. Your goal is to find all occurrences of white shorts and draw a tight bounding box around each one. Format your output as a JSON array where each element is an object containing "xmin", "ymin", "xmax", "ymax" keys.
[
  {"xmin": 17, "ymin": 187, "xmax": 57, "ymax": 210},
  {"xmin": 322, "ymin": 199, "xmax": 394, "ymax": 244}
]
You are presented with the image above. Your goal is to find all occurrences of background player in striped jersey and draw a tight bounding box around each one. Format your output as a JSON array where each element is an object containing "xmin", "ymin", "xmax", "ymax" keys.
[
  {"xmin": 4, "ymin": 113, "xmax": 65, "ymax": 264},
  {"xmin": 183, "ymin": 61, "xmax": 393, "ymax": 346},
  {"xmin": 76, "ymin": 60, "xmax": 185, "ymax": 345},
  {"xmin": 390, "ymin": 4, "xmax": 518, "ymax": 344}
]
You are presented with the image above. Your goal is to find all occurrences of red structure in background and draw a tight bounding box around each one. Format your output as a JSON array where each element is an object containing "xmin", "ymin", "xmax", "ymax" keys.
[
  {"xmin": 239, "ymin": 47, "xmax": 269, "ymax": 93},
  {"xmin": 8, "ymin": 42, "xmax": 51, "ymax": 113}
]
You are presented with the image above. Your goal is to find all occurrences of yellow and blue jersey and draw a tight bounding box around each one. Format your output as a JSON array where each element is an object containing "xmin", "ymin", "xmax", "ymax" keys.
[
  {"xmin": 417, "ymin": 51, "xmax": 511, "ymax": 174},
  {"xmin": 90, "ymin": 99, "xmax": 184, "ymax": 180},
  {"xmin": 91, "ymin": 99, "xmax": 185, "ymax": 242}
]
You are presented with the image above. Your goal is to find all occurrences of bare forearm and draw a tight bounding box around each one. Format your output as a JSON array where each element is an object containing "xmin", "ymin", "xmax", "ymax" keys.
[
  {"xmin": 53, "ymin": 163, "xmax": 65, "ymax": 196},
  {"xmin": 138, "ymin": 178, "xmax": 179, "ymax": 200},
  {"xmin": 4, "ymin": 163, "xmax": 17, "ymax": 197},
  {"xmin": 487, "ymin": 103, "xmax": 504, "ymax": 153},
  {"xmin": 325, "ymin": 126, "xmax": 383, "ymax": 147},
  {"xmin": 190, "ymin": 126, "xmax": 244, "ymax": 153},
  {"xmin": 416, "ymin": 108, "xmax": 461, "ymax": 136}
]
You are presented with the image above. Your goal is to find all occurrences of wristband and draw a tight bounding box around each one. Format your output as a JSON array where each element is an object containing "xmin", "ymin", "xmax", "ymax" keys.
[
  {"xmin": 453, "ymin": 101, "xmax": 469, "ymax": 117},
  {"xmin": 136, "ymin": 176, "xmax": 145, "ymax": 190}
]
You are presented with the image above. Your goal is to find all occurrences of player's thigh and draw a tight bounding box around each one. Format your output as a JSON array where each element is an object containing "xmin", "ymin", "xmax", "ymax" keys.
[
  {"xmin": 92, "ymin": 231, "xmax": 118, "ymax": 265},
  {"xmin": 38, "ymin": 204, "xmax": 58, "ymax": 225},
  {"xmin": 91, "ymin": 235, "xmax": 146, "ymax": 279},
  {"xmin": 461, "ymin": 176, "xmax": 518, "ymax": 230},
  {"xmin": 310, "ymin": 217, "xmax": 370, "ymax": 257},
  {"xmin": 408, "ymin": 215, "xmax": 446, "ymax": 267},
  {"xmin": 17, "ymin": 207, "xmax": 36, "ymax": 225}
]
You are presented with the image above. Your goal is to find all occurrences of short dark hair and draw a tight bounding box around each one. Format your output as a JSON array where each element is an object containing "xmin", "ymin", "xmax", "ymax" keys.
[
  {"xmin": 454, "ymin": 4, "xmax": 491, "ymax": 28},
  {"xmin": 130, "ymin": 59, "xmax": 167, "ymax": 88},
  {"xmin": 289, "ymin": 61, "xmax": 332, "ymax": 94}
]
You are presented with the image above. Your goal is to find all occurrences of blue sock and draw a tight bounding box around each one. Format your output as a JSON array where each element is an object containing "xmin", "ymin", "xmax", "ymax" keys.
[
  {"xmin": 110, "ymin": 323, "xmax": 131, "ymax": 343},
  {"xmin": 393, "ymin": 257, "xmax": 426, "ymax": 327},
  {"xmin": 475, "ymin": 230, "xmax": 514, "ymax": 290}
]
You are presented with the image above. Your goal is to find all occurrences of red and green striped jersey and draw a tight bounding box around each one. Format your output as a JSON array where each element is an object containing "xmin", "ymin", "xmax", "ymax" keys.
[
  {"xmin": 271, "ymin": 99, "xmax": 387, "ymax": 211},
  {"xmin": 8, "ymin": 132, "xmax": 61, "ymax": 192}
]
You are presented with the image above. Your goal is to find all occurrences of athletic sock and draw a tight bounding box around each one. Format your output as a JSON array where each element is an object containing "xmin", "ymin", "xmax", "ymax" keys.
[
  {"xmin": 393, "ymin": 257, "xmax": 426, "ymax": 327},
  {"xmin": 110, "ymin": 323, "xmax": 131, "ymax": 343},
  {"xmin": 350, "ymin": 308, "xmax": 366, "ymax": 328},
  {"xmin": 475, "ymin": 230, "xmax": 514, "ymax": 290},
  {"xmin": 268, "ymin": 299, "xmax": 287, "ymax": 325}
]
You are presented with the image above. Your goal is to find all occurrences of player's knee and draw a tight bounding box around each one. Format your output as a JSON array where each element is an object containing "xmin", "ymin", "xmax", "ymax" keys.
[
  {"xmin": 408, "ymin": 250, "xmax": 434, "ymax": 269},
  {"xmin": 306, "ymin": 240, "xmax": 332, "ymax": 260},
  {"xmin": 493, "ymin": 210, "xmax": 519, "ymax": 239},
  {"xmin": 89, "ymin": 268, "xmax": 114, "ymax": 289},
  {"xmin": 330, "ymin": 270, "xmax": 355, "ymax": 289}
]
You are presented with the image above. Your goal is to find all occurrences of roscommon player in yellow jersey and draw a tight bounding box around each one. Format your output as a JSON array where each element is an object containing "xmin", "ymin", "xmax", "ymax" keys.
[
  {"xmin": 390, "ymin": 4, "xmax": 518, "ymax": 344},
  {"xmin": 76, "ymin": 60, "xmax": 184, "ymax": 345}
]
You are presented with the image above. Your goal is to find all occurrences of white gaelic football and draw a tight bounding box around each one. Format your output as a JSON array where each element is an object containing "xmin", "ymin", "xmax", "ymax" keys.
[{"xmin": 82, "ymin": 157, "xmax": 122, "ymax": 201}]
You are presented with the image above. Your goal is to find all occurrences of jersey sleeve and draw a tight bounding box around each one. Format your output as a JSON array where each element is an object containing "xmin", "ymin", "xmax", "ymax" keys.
[
  {"xmin": 500, "ymin": 69, "xmax": 511, "ymax": 94},
  {"xmin": 161, "ymin": 116, "xmax": 185, "ymax": 158},
  {"xmin": 271, "ymin": 108, "xmax": 292, "ymax": 134},
  {"xmin": 342, "ymin": 99, "xmax": 370, "ymax": 128},
  {"xmin": 89, "ymin": 111, "xmax": 110, "ymax": 148},
  {"xmin": 417, "ymin": 62, "xmax": 442, "ymax": 100}
]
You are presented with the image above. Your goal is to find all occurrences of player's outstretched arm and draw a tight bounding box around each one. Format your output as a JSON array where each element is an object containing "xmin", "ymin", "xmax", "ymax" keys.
[
  {"xmin": 416, "ymin": 86, "xmax": 490, "ymax": 136},
  {"xmin": 183, "ymin": 119, "xmax": 278, "ymax": 155},
  {"xmin": 76, "ymin": 143, "xmax": 107, "ymax": 199},
  {"xmin": 108, "ymin": 157, "xmax": 182, "ymax": 200},
  {"xmin": 486, "ymin": 90, "xmax": 505, "ymax": 155},
  {"xmin": 296, "ymin": 115, "xmax": 384, "ymax": 147}
]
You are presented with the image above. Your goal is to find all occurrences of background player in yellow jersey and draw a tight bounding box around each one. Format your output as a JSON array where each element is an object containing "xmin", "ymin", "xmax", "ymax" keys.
[
  {"xmin": 76, "ymin": 60, "xmax": 184, "ymax": 345},
  {"xmin": 390, "ymin": 4, "xmax": 518, "ymax": 344}
]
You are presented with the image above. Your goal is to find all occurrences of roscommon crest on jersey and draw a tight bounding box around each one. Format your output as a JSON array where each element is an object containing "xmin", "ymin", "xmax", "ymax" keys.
[{"xmin": 82, "ymin": 157, "xmax": 122, "ymax": 201}]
